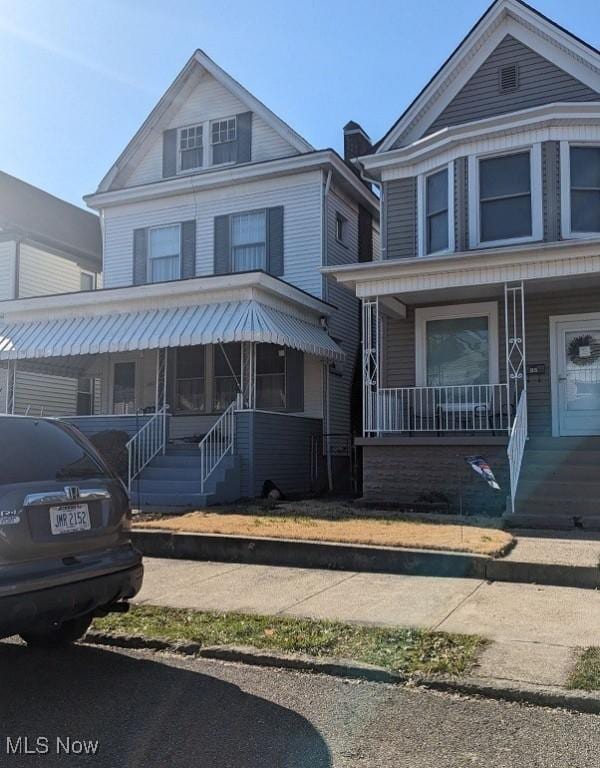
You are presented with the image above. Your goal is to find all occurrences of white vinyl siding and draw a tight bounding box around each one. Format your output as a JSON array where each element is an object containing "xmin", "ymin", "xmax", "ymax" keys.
[
  {"xmin": 18, "ymin": 243, "xmax": 83, "ymax": 297},
  {"xmin": 0, "ymin": 240, "xmax": 16, "ymax": 300},
  {"xmin": 102, "ymin": 171, "xmax": 323, "ymax": 296},
  {"xmin": 124, "ymin": 74, "xmax": 298, "ymax": 188},
  {"xmin": 13, "ymin": 372, "xmax": 78, "ymax": 417}
]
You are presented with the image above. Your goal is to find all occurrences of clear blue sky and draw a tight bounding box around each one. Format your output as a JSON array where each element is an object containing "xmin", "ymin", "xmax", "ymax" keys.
[{"xmin": 1, "ymin": 0, "xmax": 597, "ymax": 209}]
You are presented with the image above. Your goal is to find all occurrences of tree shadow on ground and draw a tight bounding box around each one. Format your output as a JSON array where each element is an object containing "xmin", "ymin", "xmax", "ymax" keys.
[{"xmin": 0, "ymin": 641, "xmax": 331, "ymax": 768}]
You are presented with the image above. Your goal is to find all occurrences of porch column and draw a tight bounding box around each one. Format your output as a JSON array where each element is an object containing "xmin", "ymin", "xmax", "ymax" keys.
[
  {"xmin": 155, "ymin": 348, "xmax": 168, "ymax": 411},
  {"xmin": 504, "ymin": 281, "xmax": 527, "ymax": 425},
  {"xmin": 240, "ymin": 342, "xmax": 256, "ymax": 409},
  {"xmin": 361, "ymin": 298, "xmax": 380, "ymax": 436}
]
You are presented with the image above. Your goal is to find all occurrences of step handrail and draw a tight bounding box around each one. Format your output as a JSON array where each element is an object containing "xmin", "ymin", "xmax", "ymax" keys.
[
  {"xmin": 125, "ymin": 405, "xmax": 168, "ymax": 493},
  {"xmin": 199, "ymin": 401, "xmax": 236, "ymax": 494},
  {"xmin": 507, "ymin": 390, "xmax": 528, "ymax": 515}
]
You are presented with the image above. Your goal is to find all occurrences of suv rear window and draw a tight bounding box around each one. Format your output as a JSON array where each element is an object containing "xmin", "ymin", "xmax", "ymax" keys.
[{"xmin": 0, "ymin": 418, "xmax": 109, "ymax": 485}]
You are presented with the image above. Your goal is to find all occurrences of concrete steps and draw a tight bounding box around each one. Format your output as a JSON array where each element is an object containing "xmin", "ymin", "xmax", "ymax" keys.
[
  {"xmin": 509, "ymin": 436, "xmax": 600, "ymax": 528},
  {"xmin": 130, "ymin": 447, "xmax": 241, "ymax": 512}
]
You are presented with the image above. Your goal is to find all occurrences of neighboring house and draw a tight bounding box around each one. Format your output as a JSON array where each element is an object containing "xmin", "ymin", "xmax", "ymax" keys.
[
  {"xmin": 0, "ymin": 51, "xmax": 379, "ymax": 509},
  {"xmin": 325, "ymin": 0, "xmax": 600, "ymax": 526},
  {"xmin": 0, "ymin": 171, "xmax": 102, "ymax": 416}
]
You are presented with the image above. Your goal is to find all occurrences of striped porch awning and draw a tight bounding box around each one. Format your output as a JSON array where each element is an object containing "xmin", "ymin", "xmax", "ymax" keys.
[{"xmin": 0, "ymin": 300, "xmax": 343, "ymax": 362}]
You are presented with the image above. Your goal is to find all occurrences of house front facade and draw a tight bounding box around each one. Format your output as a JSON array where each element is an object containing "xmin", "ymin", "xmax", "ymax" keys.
[
  {"xmin": 0, "ymin": 171, "xmax": 102, "ymax": 416},
  {"xmin": 326, "ymin": 0, "xmax": 600, "ymax": 526},
  {"xmin": 0, "ymin": 51, "xmax": 378, "ymax": 509}
]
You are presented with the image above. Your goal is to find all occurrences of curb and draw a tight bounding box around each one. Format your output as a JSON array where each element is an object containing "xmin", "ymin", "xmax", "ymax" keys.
[
  {"xmin": 131, "ymin": 529, "xmax": 600, "ymax": 589},
  {"xmin": 84, "ymin": 630, "xmax": 600, "ymax": 715}
]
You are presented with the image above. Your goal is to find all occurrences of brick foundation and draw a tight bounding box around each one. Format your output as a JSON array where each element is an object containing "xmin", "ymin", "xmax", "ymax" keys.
[{"xmin": 362, "ymin": 444, "xmax": 509, "ymax": 516}]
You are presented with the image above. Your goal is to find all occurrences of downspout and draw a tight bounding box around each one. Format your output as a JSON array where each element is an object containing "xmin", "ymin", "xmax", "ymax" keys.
[{"xmin": 322, "ymin": 169, "xmax": 333, "ymax": 493}]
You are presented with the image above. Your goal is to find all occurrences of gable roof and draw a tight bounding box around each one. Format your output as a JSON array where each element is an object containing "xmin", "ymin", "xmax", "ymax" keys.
[
  {"xmin": 0, "ymin": 171, "xmax": 101, "ymax": 268},
  {"xmin": 98, "ymin": 50, "xmax": 314, "ymax": 193},
  {"xmin": 377, "ymin": 0, "xmax": 600, "ymax": 152}
]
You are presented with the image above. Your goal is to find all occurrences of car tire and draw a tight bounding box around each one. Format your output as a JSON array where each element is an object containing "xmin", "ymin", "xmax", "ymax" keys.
[{"xmin": 20, "ymin": 613, "xmax": 93, "ymax": 648}]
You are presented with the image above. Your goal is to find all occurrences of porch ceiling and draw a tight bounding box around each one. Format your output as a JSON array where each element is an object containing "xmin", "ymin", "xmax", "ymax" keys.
[{"xmin": 0, "ymin": 299, "xmax": 344, "ymax": 362}]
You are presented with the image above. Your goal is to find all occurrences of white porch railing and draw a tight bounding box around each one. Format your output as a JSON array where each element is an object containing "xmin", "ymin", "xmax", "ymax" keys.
[
  {"xmin": 376, "ymin": 384, "xmax": 511, "ymax": 433},
  {"xmin": 126, "ymin": 405, "xmax": 168, "ymax": 492},
  {"xmin": 199, "ymin": 401, "xmax": 236, "ymax": 493},
  {"xmin": 507, "ymin": 390, "xmax": 528, "ymax": 515}
]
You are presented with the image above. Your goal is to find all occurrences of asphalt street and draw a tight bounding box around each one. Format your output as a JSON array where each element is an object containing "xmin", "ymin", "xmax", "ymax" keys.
[{"xmin": 0, "ymin": 641, "xmax": 598, "ymax": 768}]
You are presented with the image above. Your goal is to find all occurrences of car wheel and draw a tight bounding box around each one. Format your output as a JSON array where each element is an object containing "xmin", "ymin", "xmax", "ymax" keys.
[{"xmin": 20, "ymin": 613, "xmax": 93, "ymax": 648}]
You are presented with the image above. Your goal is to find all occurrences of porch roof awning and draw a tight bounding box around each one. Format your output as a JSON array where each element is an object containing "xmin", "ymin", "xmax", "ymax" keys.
[{"xmin": 0, "ymin": 300, "xmax": 344, "ymax": 362}]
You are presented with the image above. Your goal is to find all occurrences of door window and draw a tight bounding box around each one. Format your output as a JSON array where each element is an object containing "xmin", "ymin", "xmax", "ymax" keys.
[
  {"xmin": 112, "ymin": 362, "xmax": 136, "ymax": 414},
  {"xmin": 564, "ymin": 331, "xmax": 600, "ymax": 412}
]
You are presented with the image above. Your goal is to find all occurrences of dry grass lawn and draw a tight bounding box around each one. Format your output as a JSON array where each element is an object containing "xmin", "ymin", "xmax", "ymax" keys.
[{"xmin": 136, "ymin": 507, "xmax": 513, "ymax": 557}]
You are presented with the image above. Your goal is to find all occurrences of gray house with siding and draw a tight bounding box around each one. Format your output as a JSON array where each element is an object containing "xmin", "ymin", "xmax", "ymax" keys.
[
  {"xmin": 0, "ymin": 51, "xmax": 378, "ymax": 509},
  {"xmin": 326, "ymin": 0, "xmax": 600, "ymax": 527},
  {"xmin": 0, "ymin": 172, "xmax": 102, "ymax": 416}
]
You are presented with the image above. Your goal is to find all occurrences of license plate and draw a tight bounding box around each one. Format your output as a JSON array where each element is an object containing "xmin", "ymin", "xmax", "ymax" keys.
[{"xmin": 49, "ymin": 503, "xmax": 91, "ymax": 535}]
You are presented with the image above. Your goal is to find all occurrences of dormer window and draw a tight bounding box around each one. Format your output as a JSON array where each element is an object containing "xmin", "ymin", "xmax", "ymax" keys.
[
  {"xmin": 211, "ymin": 116, "xmax": 237, "ymax": 165},
  {"xmin": 179, "ymin": 125, "xmax": 203, "ymax": 171}
]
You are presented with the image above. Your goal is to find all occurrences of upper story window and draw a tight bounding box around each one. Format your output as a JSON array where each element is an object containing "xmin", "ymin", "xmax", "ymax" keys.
[
  {"xmin": 231, "ymin": 211, "xmax": 266, "ymax": 272},
  {"xmin": 211, "ymin": 116, "xmax": 237, "ymax": 165},
  {"xmin": 425, "ymin": 168, "xmax": 449, "ymax": 254},
  {"xmin": 335, "ymin": 214, "xmax": 346, "ymax": 244},
  {"xmin": 179, "ymin": 125, "xmax": 203, "ymax": 171},
  {"xmin": 480, "ymin": 152, "xmax": 530, "ymax": 242},
  {"xmin": 568, "ymin": 145, "xmax": 600, "ymax": 235},
  {"xmin": 417, "ymin": 162, "xmax": 454, "ymax": 256},
  {"xmin": 148, "ymin": 224, "xmax": 181, "ymax": 282},
  {"xmin": 469, "ymin": 145, "xmax": 542, "ymax": 247}
]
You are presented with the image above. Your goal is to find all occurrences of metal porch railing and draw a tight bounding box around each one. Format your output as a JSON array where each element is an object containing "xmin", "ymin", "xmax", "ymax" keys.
[
  {"xmin": 375, "ymin": 384, "xmax": 511, "ymax": 434},
  {"xmin": 507, "ymin": 390, "xmax": 528, "ymax": 515},
  {"xmin": 126, "ymin": 405, "xmax": 168, "ymax": 492},
  {"xmin": 199, "ymin": 400, "xmax": 236, "ymax": 493}
]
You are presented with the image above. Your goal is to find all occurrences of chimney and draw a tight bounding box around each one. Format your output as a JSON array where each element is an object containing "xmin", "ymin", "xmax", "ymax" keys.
[{"xmin": 343, "ymin": 121, "xmax": 372, "ymax": 162}]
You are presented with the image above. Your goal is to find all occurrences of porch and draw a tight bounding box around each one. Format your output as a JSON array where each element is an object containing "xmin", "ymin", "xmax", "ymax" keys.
[
  {"xmin": 0, "ymin": 272, "xmax": 342, "ymax": 507},
  {"xmin": 324, "ymin": 242, "xmax": 600, "ymax": 523}
]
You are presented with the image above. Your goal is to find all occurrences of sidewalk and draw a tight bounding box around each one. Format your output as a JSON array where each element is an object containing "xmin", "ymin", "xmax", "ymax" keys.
[{"xmin": 135, "ymin": 557, "xmax": 600, "ymax": 689}]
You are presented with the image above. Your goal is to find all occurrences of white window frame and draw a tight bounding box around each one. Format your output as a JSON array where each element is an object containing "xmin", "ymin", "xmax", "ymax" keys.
[
  {"xmin": 415, "ymin": 302, "xmax": 499, "ymax": 387},
  {"xmin": 417, "ymin": 161, "xmax": 455, "ymax": 257},
  {"xmin": 177, "ymin": 123, "xmax": 204, "ymax": 174},
  {"xmin": 210, "ymin": 115, "xmax": 237, "ymax": 166},
  {"xmin": 560, "ymin": 141, "xmax": 600, "ymax": 240},
  {"xmin": 468, "ymin": 144, "xmax": 542, "ymax": 248},
  {"xmin": 335, "ymin": 213, "xmax": 346, "ymax": 244},
  {"xmin": 230, "ymin": 209, "xmax": 267, "ymax": 273},
  {"xmin": 147, "ymin": 223, "xmax": 182, "ymax": 283}
]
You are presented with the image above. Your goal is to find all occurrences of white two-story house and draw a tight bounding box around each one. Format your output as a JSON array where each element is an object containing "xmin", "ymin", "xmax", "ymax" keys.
[
  {"xmin": 326, "ymin": 0, "xmax": 600, "ymax": 528},
  {"xmin": 0, "ymin": 51, "xmax": 379, "ymax": 509},
  {"xmin": 0, "ymin": 171, "xmax": 102, "ymax": 416}
]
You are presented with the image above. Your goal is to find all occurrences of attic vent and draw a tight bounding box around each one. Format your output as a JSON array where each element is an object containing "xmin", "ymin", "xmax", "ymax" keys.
[{"xmin": 499, "ymin": 63, "xmax": 519, "ymax": 93}]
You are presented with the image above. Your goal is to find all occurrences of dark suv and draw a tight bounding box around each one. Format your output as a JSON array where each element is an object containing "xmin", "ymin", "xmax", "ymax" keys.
[{"xmin": 0, "ymin": 416, "xmax": 143, "ymax": 646}]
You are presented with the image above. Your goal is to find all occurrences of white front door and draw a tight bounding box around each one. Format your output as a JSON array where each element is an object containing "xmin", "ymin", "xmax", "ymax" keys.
[{"xmin": 553, "ymin": 316, "xmax": 600, "ymax": 436}]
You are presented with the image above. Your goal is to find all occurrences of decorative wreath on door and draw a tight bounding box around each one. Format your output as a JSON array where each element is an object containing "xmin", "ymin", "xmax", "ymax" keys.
[{"xmin": 567, "ymin": 334, "xmax": 600, "ymax": 366}]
